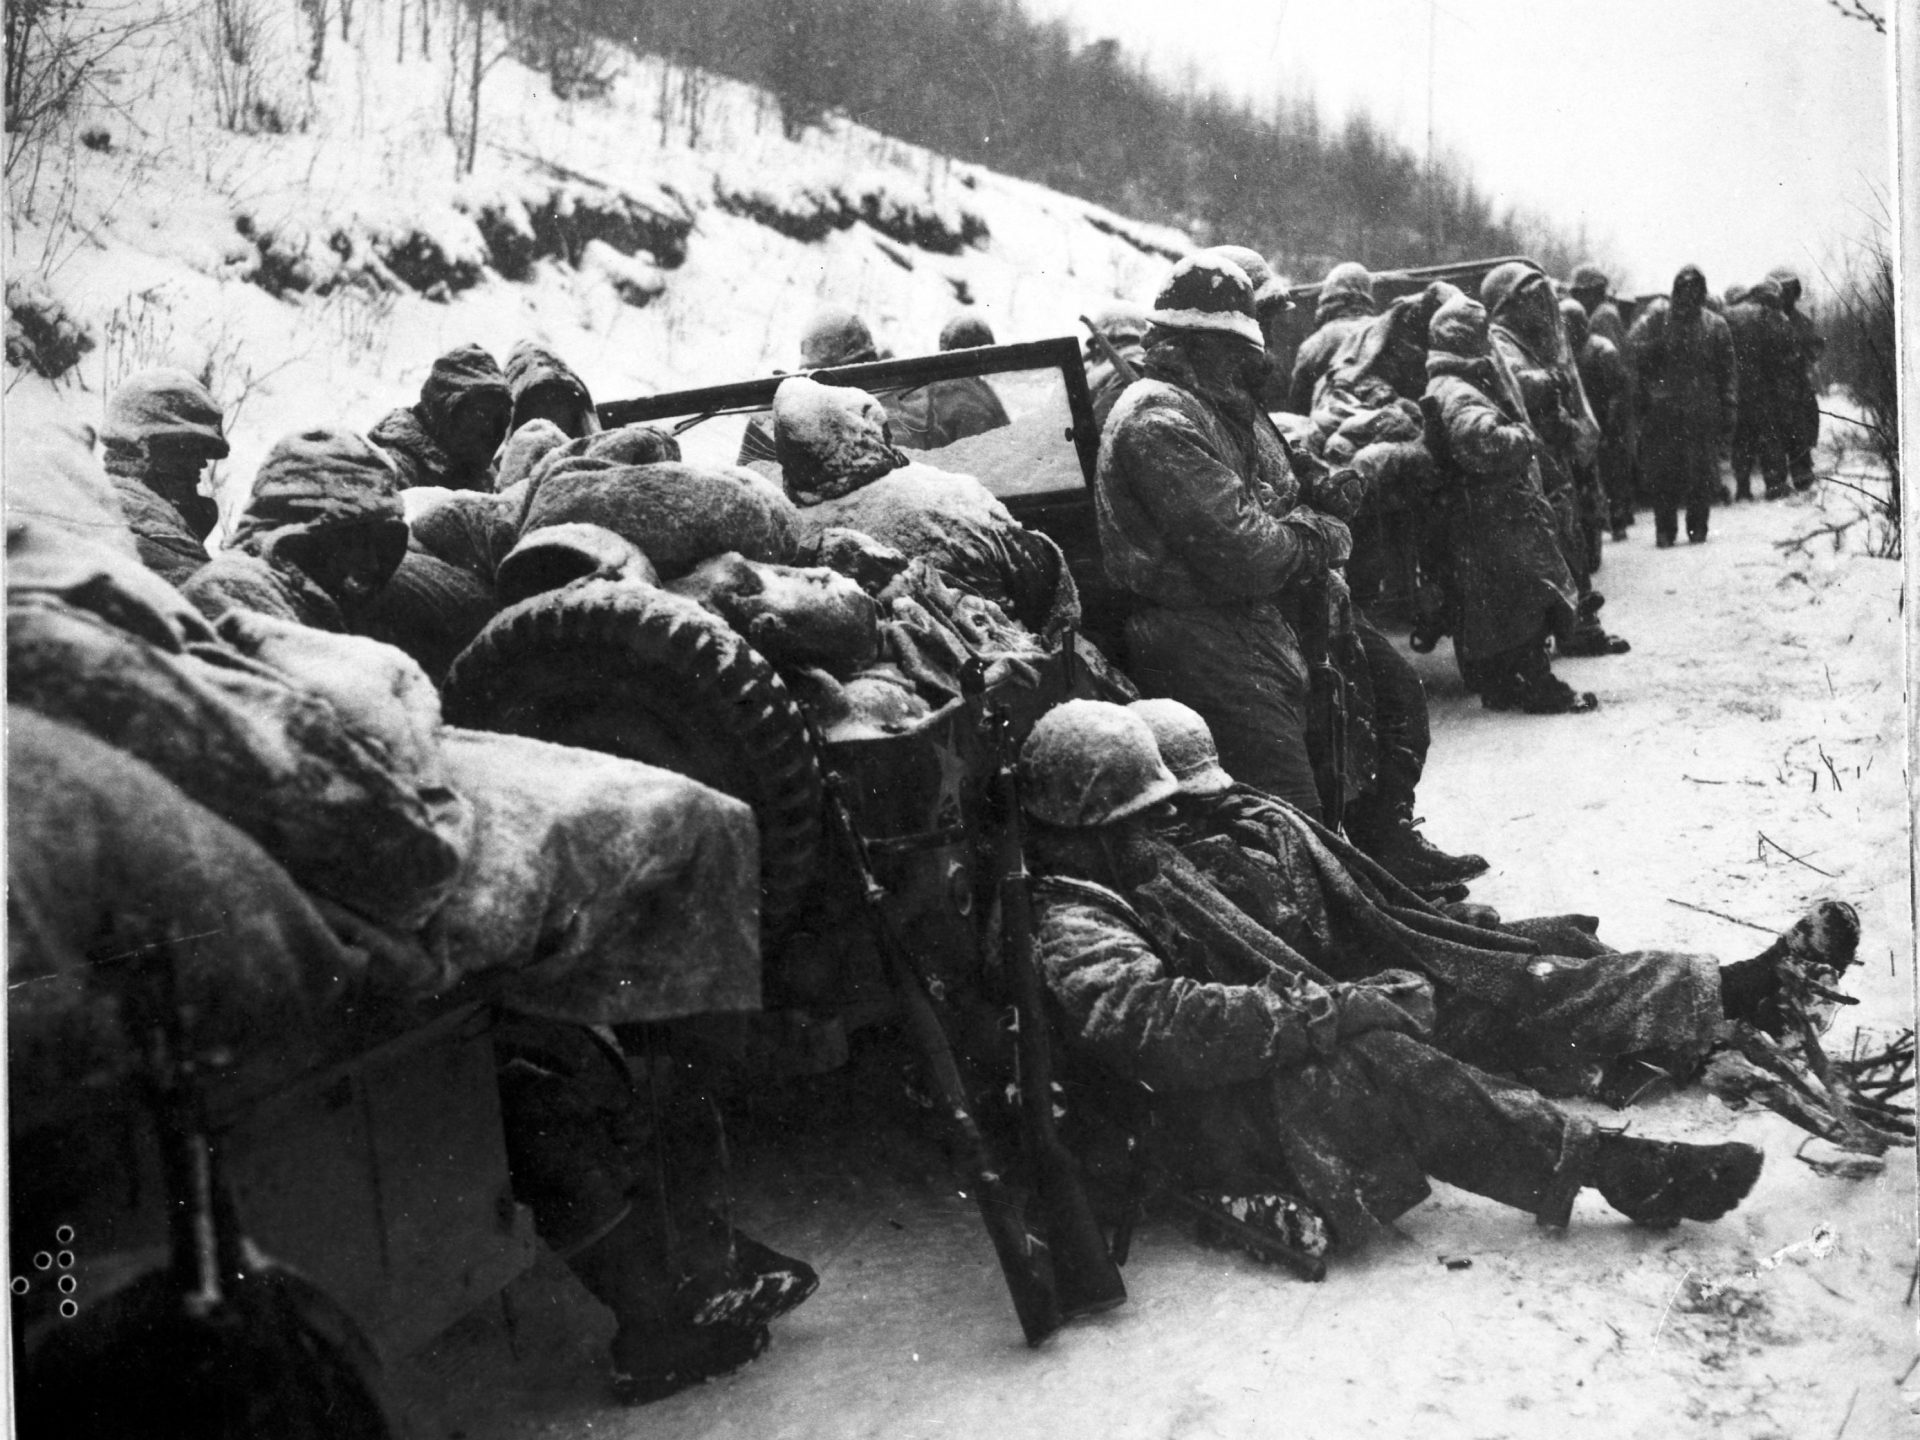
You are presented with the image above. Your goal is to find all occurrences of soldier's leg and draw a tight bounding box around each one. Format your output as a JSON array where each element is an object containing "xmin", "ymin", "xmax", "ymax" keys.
[
  {"xmin": 1334, "ymin": 1031, "xmax": 1762, "ymax": 1229},
  {"xmin": 1731, "ymin": 416, "xmax": 1756, "ymax": 499}
]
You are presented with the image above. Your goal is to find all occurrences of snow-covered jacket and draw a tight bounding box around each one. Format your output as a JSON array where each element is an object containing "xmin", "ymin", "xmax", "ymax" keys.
[
  {"xmin": 505, "ymin": 340, "xmax": 599, "ymax": 438},
  {"xmin": 1627, "ymin": 277, "xmax": 1737, "ymax": 441},
  {"xmin": 369, "ymin": 343, "xmax": 510, "ymax": 491},
  {"xmin": 1096, "ymin": 338, "xmax": 1338, "ymax": 612},
  {"xmin": 184, "ymin": 427, "xmax": 410, "ymax": 632}
]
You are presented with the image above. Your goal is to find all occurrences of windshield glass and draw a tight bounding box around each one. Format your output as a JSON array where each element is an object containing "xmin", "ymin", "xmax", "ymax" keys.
[{"xmin": 661, "ymin": 358, "xmax": 1088, "ymax": 500}]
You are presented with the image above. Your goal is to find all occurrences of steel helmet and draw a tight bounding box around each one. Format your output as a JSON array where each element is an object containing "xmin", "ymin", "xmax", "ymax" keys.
[
  {"xmin": 1019, "ymin": 700, "xmax": 1181, "ymax": 828},
  {"xmin": 1127, "ymin": 699, "xmax": 1234, "ymax": 796}
]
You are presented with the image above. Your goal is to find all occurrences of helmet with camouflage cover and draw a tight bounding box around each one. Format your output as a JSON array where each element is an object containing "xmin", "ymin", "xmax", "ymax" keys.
[
  {"xmin": 1128, "ymin": 699, "xmax": 1234, "ymax": 796},
  {"xmin": 1020, "ymin": 700, "xmax": 1181, "ymax": 828}
]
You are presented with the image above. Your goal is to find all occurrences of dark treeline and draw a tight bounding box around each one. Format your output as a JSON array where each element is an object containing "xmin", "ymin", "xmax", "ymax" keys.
[{"xmin": 548, "ymin": 0, "xmax": 1587, "ymax": 280}]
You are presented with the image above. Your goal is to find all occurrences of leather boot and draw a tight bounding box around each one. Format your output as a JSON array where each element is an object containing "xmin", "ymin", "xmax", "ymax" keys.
[
  {"xmin": 1346, "ymin": 799, "xmax": 1489, "ymax": 889},
  {"xmin": 1588, "ymin": 1133, "xmax": 1763, "ymax": 1228}
]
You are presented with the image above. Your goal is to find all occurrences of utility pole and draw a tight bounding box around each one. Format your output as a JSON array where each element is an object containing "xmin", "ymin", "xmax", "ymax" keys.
[{"xmin": 1426, "ymin": 0, "xmax": 1438, "ymax": 258}]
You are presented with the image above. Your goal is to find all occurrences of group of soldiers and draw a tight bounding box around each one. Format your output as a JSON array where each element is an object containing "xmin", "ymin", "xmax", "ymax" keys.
[{"xmin": 12, "ymin": 236, "xmax": 1856, "ymax": 1423}]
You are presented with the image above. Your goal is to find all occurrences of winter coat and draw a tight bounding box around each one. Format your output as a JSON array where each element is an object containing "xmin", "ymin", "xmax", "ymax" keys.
[
  {"xmin": 1286, "ymin": 264, "xmax": 1378, "ymax": 415},
  {"xmin": 1725, "ymin": 287, "xmax": 1798, "ymax": 430},
  {"xmin": 1033, "ymin": 858, "xmax": 1449, "ymax": 1241},
  {"xmin": 1098, "ymin": 335, "xmax": 1348, "ymax": 815},
  {"xmin": 183, "ymin": 428, "xmax": 411, "ymax": 633},
  {"xmin": 1423, "ymin": 351, "xmax": 1577, "ymax": 661},
  {"xmin": 1089, "ymin": 341, "xmax": 1146, "ymax": 432},
  {"xmin": 921, "ymin": 376, "xmax": 1010, "ymax": 446},
  {"xmin": 368, "ymin": 344, "xmax": 511, "ymax": 491},
  {"xmin": 96, "ymin": 369, "xmax": 229, "ymax": 584},
  {"xmin": 1096, "ymin": 338, "xmax": 1333, "ymax": 612},
  {"xmin": 1627, "ymin": 280, "xmax": 1736, "ymax": 503},
  {"xmin": 504, "ymin": 341, "xmax": 599, "ymax": 439},
  {"xmin": 104, "ymin": 476, "xmax": 213, "ymax": 587}
]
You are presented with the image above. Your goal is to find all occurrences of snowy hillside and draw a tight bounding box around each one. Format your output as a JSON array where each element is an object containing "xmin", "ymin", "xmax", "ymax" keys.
[{"xmin": 5, "ymin": 0, "xmax": 1192, "ymax": 520}]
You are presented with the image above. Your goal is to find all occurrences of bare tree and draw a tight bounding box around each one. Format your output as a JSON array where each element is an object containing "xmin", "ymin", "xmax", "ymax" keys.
[{"xmin": 5, "ymin": 0, "xmax": 165, "ymax": 177}]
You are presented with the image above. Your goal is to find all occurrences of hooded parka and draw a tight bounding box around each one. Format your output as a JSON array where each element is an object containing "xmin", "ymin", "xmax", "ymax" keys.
[
  {"xmin": 1627, "ymin": 267, "xmax": 1736, "ymax": 538},
  {"xmin": 368, "ymin": 343, "xmax": 513, "ymax": 491},
  {"xmin": 183, "ymin": 428, "xmax": 410, "ymax": 632},
  {"xmin": 1286, "ymin": 263, "xmax": 1378, "ymax": 416},
  {"xmin": 1421, "ymin": 297, "xmax": 1579, "ymax": 672},
  {"xmin": 1097, "ymin": 330, "xmax": 1346, "ymax": 816}
]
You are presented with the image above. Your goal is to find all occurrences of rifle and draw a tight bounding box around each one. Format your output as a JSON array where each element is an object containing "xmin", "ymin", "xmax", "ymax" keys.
[
  {"xmin": 987, "ymin": 704, "xmax": 1129, "ymax": 1321},
  {"xmin": 1079, "ymin": 315, "xmax": 1141, "ymax": 387},
  {"xmin": 818, "ymin": 770, "xmax": 1063, "ymax": 1347},
  {"xmin": 1294, "ymin": 567, "xmax": 1349, "ymax": 834}
]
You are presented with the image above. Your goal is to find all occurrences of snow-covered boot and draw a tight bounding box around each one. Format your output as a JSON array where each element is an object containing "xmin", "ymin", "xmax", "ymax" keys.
[
  {"xmin": 565, "ymin": 1206, "xmax": 818, "ymax": 1406},
  {"xmin": 1589, "ymin": 1134, "xmax": 1763, "ymax": 1229}
]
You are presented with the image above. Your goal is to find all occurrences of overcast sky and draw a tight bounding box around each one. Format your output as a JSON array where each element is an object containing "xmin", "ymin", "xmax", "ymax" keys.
[{"xmin": 1024, "ymin": 0, "xmax": 1893, "ymax": 297}]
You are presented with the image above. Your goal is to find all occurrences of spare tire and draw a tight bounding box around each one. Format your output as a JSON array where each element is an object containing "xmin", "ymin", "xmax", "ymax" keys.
[{"xmin": 443, "ymin": 579, "xmax": 823, "ymax": 929}]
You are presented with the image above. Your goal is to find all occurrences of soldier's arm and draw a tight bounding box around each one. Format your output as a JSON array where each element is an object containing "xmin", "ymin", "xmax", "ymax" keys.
[
  {"xmin": 1035, "ymin": 891, "xmax": 1342, "ymax": 1091},
  {"xmin": 1112, "ymin": 404, "xmax": 1328, "ymax": 598},
  {"xmin": 1437, "ymin": 382, "xmax": 1536, "ymax": 477}
]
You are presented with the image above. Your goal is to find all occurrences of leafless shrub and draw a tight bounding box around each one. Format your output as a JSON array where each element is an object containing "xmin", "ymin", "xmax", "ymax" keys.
[
  {"xmin": 5, "ymin": 0, "xmax": 165, "ymax": 180},
  {"xmin": 1818, "ymin": 222, "xmax": 1898, "ymax": 557}
]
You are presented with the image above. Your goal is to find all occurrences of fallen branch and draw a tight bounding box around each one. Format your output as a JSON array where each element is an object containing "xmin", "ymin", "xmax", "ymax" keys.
[
  {"xmin": 1666, "ymin": 898, "xmax": 1776, "ymax": 934},
  {"xmin": 1775, "ymin": 519, "xmax": 1861, "ymax": 557},
  {"xmin": 1757, "ymin": 831, "xmax": 1837, "ymax": 878}
]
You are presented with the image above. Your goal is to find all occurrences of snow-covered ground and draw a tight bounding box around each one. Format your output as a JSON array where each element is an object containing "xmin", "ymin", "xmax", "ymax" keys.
[
  {"xmin": 6, "ymin": 0, "xmax": 1187, "ymax": 519},
  {"xmin": 392, "ymin": 486, "xmax": 1915, "ymax": 1440}
]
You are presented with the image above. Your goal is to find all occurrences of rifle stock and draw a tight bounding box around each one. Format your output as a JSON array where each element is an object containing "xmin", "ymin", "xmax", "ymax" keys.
[
  {"xmin": 991, "ymin": 715, "xmax": 1129, "ymax": 1319},
  {"xmin": 820, "ymin": 780, "xmax": 1063, "ymax": 1347}
]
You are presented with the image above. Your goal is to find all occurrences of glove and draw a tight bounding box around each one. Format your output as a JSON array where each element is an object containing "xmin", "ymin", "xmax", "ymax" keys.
[
  {"xmin": 1302, "ymin": 462, "xmax": 1368, "ymax": 522},
  {"xmin": 1282, "ymin": 507, "xmax": 1352, "ymax": 568},
  {"xmin": 1333, "ymin": 970, "xmax": 1435, "ymax": 1039}
]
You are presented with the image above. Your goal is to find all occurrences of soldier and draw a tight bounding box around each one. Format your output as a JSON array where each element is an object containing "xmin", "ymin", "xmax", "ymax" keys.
[
  {"xmin": 182, "ymin": 427, "xmax": 410, "ymax": 632},
  {"xmin": 925, "ymin": 309, "xmax": 1011, "ymax": 443},
  {"xmin": 367, "ymin": 343, "xmax": 514, "ymax": 491},
  {"xmin": 1020, "ymin": 701, "xmax": 1767, "ymax": 1250},
  {"xmin": 738, "ymin": 306, "xmax": 948, "ymax": 464},
  {"xmin": 1724, "ymin": 279, "xmax": 1797, "ymax": 501},
  {"xmin": 1766, "ymin": 267, "xmax": 1824, "ymax": 491},
  {"xmin": 1096, "ymin": 253, "xmax": 1350, "ymax": 818},
  {"xmin": 1561, "ymin": 298, "xmax": 1636, "ymax": 539},
  {"xmin": 505, "ymin": 340, "xmax": 600, "ymax": 440},
  {"xmin": 1628, "ymin": 266, "xmax": 1737, "ymax": 546},
  {"xmin": 97, "ymin": 368, "xmax": 231, "ymax": 586},
  {"xmin": 1422, "ymin": 292, "xmax": 1593, "ymax": 714},
  {"xmin": 1288, "ymin": 261, "xmax": 1377, "ymax": 416},
  {"xmin": 1483, "ymin": 262, "xmax": 1627, "ymax": 657}
]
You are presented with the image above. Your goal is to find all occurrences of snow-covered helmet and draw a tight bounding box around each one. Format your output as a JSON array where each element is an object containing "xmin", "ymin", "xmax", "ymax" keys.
[
  {"xmin": 938, "ymin": 311, "xmax": 995, "ymax": 351},
  {"xmin": 1019, "ymin": 700, "xmax": 1181, "ymax": 828},
  {"xmin": 1147, "ymin": 254, "xmax": 1265, "ymax": 349},
  {"xmin": 1205, "ymin": 245, "xmax": 1294, "ymax": 318},
  {"xmin": 1128, "ymin": 698, "xmax": 1234, "ymax": 797},
  {"xmin": 799, "ymin": 306, "xmax": 880, "ymax": 368}
]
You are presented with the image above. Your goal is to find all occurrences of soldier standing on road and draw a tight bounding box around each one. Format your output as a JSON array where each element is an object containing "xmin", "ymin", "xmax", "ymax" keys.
[
  {"xmin": 1561, "ymin": 299, "xmax": 1636, "ymax": 540},
  {"xmin": 1628, "ymin": 266, "xmax": 1737, "ymax": 546},
  {"xmin": 1724, "ymin": 279, "xmax": 1797, "ymax": 501},
  {"xmin": 1096, "ymin": 254, "xmax": 1350, "ymax": 818},
  {"xmin": 1766, "ymin": 266, "xmax": 1824, "ymax": 491}
]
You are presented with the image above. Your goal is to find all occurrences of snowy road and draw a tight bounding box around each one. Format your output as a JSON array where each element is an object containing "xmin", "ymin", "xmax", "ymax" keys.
[{"xmin": 402, "ymin": 490, "xmax": 1914, "ymax": 1440}]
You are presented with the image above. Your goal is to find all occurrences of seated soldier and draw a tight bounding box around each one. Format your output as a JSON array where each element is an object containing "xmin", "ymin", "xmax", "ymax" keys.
[
  {"xmin": 1126, "ymin": 697, "xmax": 1861, "ymax": 1089},
  {"xmin": 737, "ymin": 306, "xmax": 949, "ymax": 465},
  {"xmin": 1020, "ymin": 700, "xmax": 1766, "ymax": 1249},
  {"xmin": 505, "ymin": 339, "xmax": 600, "ymax": 440},
  {"xmin": 367, "ymin": 343, "xmax": 513, "ymax": 491},
  {"xmin": 923, "ymin": 311, "xmax": 1011, "ymax": 445},
  {"xmin": 183, "ymin": 427, "xmax": 411, "ymax": 633},
  {"xmin": 97, "ymin": 368, "xmax": 231, "ymax": 585}
]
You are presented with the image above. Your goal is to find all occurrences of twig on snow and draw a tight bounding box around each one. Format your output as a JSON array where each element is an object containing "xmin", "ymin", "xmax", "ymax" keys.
[
  {"xmin": 1757, "ymin": 832, "xmax": 1837, "ymax": 878},
  {"xmin": 1667, "ymin": 898, "xmax": 1776, "ymax": 934}
]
